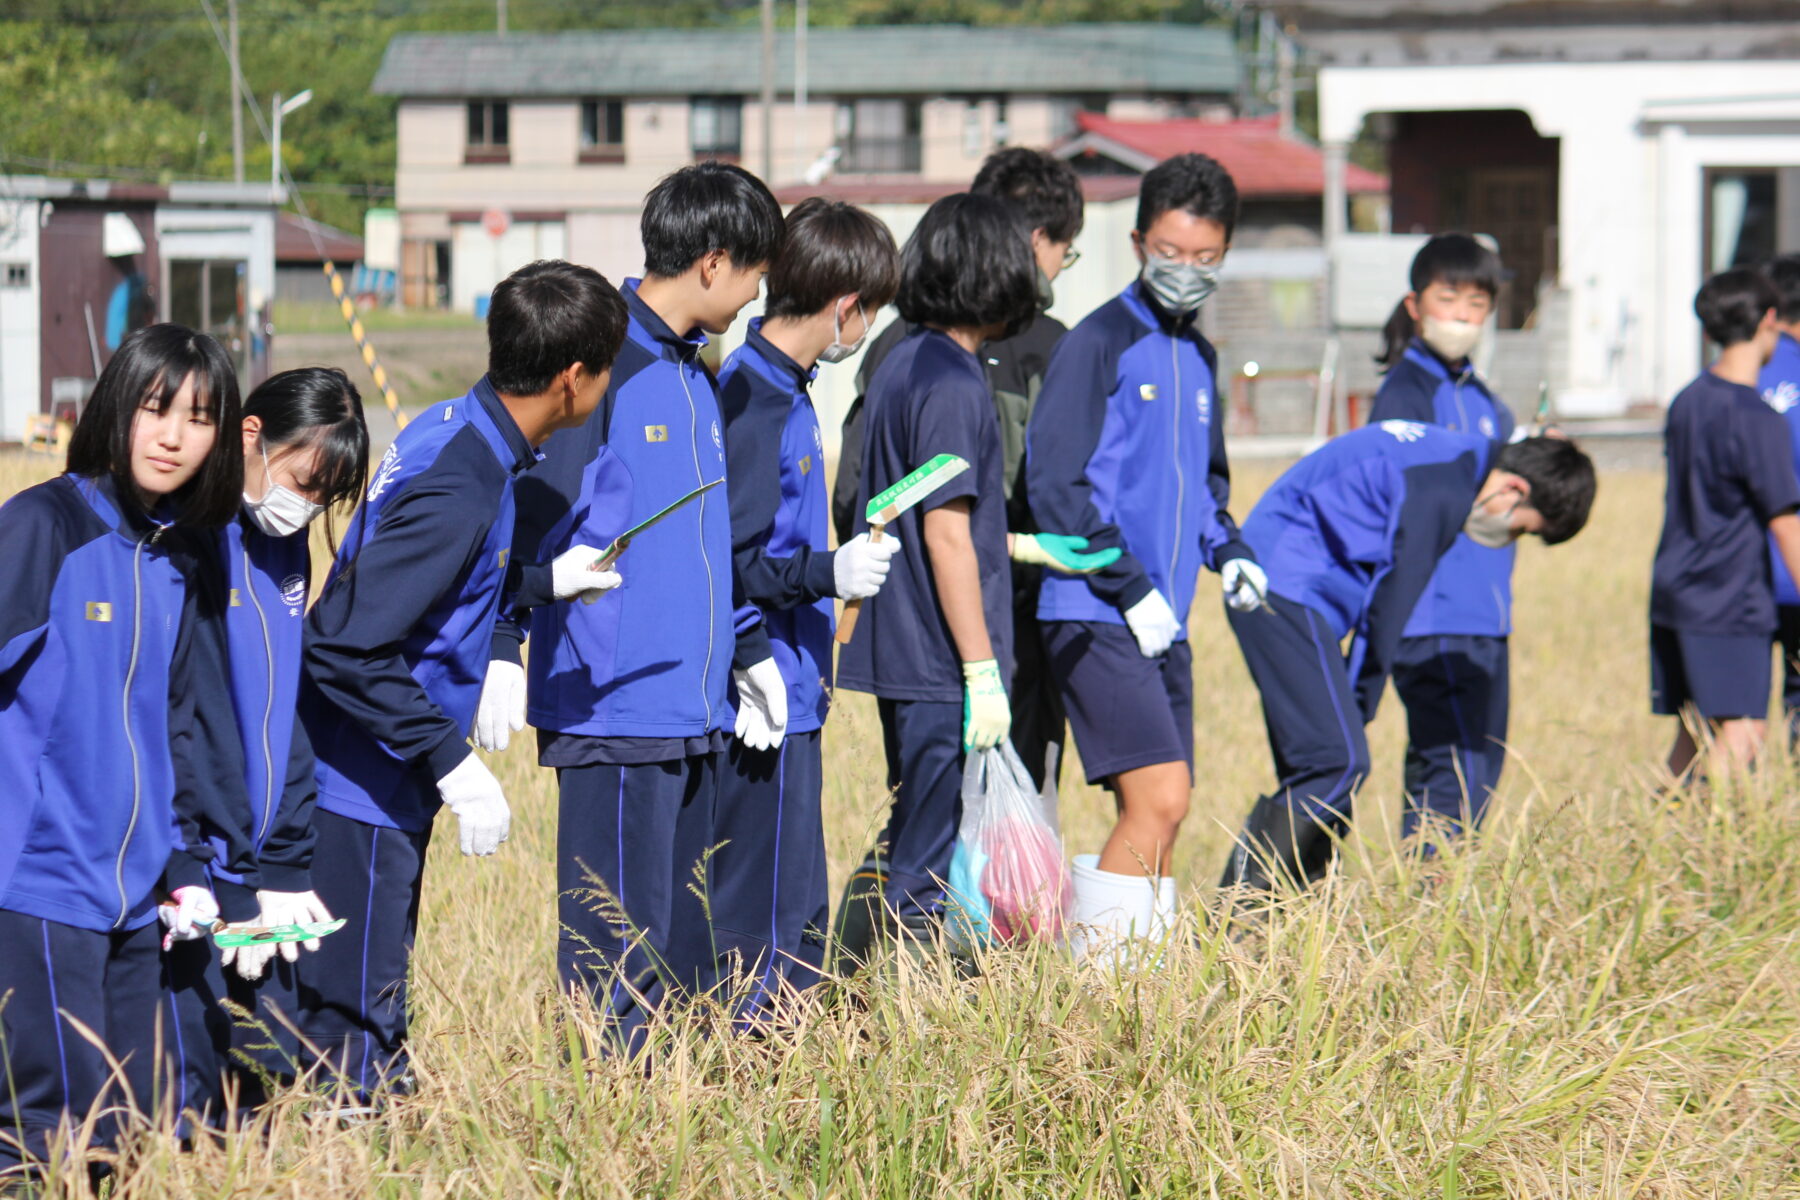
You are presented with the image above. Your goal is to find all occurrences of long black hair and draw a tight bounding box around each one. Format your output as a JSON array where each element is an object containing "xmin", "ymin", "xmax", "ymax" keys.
[
  {"xmin": 1376, "ymin": 233, "xmax": 1503, "ymax": 370},
  {"xmin": 243, "ymin": 366, "xmax": 369, "ymax": 547},
  {"xmin": 66, "ymin": 322, "xmax": 243, "ymax": 527}
]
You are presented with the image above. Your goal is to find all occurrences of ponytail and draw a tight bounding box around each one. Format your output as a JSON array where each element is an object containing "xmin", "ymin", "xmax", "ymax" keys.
[{"xmin": 1375, "ymin": 299, "xmax": 1415, "ymax": 371}]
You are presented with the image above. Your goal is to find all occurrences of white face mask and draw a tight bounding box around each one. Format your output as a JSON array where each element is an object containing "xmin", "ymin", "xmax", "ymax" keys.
[
  {"xmin": 817, "ymin": 300, "xmax": 868, "ymax": 365},
  {"xmin": 243, "ymin": 440, "xmax": 324, "ymax": 539},
  {"xmin": 1421, "ymin": 314, "xmax": 1483, "ymax": 363},
  {"xmin": 1463, "ymin": 490, "xmax": 1522, "ymax": 548}
]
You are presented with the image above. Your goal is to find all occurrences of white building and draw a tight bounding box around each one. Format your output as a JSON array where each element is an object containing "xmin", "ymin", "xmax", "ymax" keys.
[{"xmin": 1266, "ymin": 0, "xmax": 1800, "ymax": 416}]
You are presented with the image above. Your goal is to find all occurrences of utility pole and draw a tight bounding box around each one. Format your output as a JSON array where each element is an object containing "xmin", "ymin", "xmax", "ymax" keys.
[
  {"xmin": 497, "ymin": 0, "xmax": 507, "ymax": 36},
  {"xmin": 794, "ymin": 0, "xmax": 808, "ymax": 184},
  {"xmin": 1276, "ymin": 27, "xmax": 1295, "ymax": 139},
  {"xmin": 759, "ymin": 0, "xmax": 775, "ymax": 182},
  {"xmin": 228, "ymin": 0, "xmax": 244, "ymax": 183}
]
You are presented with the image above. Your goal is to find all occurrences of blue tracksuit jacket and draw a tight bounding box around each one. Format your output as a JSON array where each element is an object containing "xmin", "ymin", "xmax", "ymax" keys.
[
  {"xmin": 719, "ymin": 320, "xmax": 836, "ymax": 733},
  {"xmin": 1026, "ymin": 280, "xmax": 1249, "ymax": 634},
  {"xmin": 302, "ymin": 378, "xmax": 540, "ymax": 832},
  {"xmin": 1240, "ymin": 421, "xmax": 1494, "ymax": 722},
  {"xmin": 506, "ymin": 279, "xmax": 733, "ymax": 741},
  {"xmin": 1763, "ymin": 332, "xmax": 1800, "ymax": 606},
  {"xmin": 0, "ymin": 475, "xmax": 241, "ymax": 932},
  {"xmin": 1367, "ymin": 341, "xmax": 1516, "ymax": 637},
  {"xmin": 205, "ymin": 516, "xmax": 317, "ymax": 915}
]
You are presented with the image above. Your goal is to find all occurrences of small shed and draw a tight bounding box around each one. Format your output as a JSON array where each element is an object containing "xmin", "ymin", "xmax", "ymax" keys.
[{"xmin": 276, "ymin": 213, "xmax": 365, "ymax": 306}]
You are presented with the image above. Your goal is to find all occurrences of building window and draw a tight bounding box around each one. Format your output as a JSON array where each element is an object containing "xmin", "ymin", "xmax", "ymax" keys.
[
  {"xmin": 580, "ymin": 98, "xmax": 625, "ymax": 164},
  {"xmin": 690, "ymin": 97, "xmax": 743, "ymax": 161},
  {"xmin": 836, "ymin": 98, "xmax": 922, "ymax": 174},
  {"xmin": 466, "ymin": 101, "xmax": 510, "ymax": 164},
  {"xmin": 2, "ymin": 263, "xmax": 27, "ymax": 288}
]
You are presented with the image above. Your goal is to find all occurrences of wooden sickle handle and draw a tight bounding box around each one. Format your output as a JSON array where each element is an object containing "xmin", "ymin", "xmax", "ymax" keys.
[{"xmin": 833, "ymin": 523, "xmax": 884, "ymax": 645}]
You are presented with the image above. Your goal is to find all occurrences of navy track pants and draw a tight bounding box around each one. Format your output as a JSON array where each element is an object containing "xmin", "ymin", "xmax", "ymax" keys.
[
  {"xmin": 0, "ymin": 909, "xmax": 162, "ymax": 1173},
  {"xmin": 712, "ymin": 731, "xmax": 828, "ymax": 1025},
  {"xmin": 1392, "ymin": 633, "xmax": 1509, "ymax": 840},
  {"xmin": 1223, "ymin": 594, "xmax": 1372, "ymax": 891},
  {"xmin": 263, "ymin": 808, "xmax": 429, "ymax": 1101},
  {"xmin": 557, "ymin": 752, "xmax": 718, "ymax": 1054},
  {"xmin": 874, "ymin": 697, "xmax": 966, "ymax": 923}
]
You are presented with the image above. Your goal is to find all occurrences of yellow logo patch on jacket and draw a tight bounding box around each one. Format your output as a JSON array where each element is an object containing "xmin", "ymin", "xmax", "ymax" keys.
[
  {"xmin": 645, "ymin": 425, "xmax": 669, "ymax": 443},
  {"xmin": 86, "ymin": 601, "xmax": 113, "ymax": 622}
]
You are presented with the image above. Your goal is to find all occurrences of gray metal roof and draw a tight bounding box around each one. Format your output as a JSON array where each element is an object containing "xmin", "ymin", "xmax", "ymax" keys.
[{"xmin": 372, "ymin": 23, "xmax": 1239, "ymax": 99}]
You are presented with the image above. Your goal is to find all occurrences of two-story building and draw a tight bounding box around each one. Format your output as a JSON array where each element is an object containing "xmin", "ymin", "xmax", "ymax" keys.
[{"xmin": 371, "ymin": 22, "xmax": 1239, "ymax": 314}]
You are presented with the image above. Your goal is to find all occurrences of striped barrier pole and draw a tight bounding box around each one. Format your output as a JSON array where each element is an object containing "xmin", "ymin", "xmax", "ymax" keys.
[{"xmin": 322, "ymin": 261, "xmax": 407, "ymax": 430}]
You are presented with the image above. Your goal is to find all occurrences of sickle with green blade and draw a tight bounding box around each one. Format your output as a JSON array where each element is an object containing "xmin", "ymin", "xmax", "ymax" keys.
[
  {"xmin": 835, "ymin": 453, "xmax": 970, "ymax": 645},
  {"xmin": 213, "ymin": 918, "xmax": 347, "ymax": 947}
]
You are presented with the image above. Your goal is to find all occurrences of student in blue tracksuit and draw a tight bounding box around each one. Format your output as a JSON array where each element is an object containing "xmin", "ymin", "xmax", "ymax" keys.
[
  {"xmin": 836, "ymin": 193, "xmax": 1054, "ymax": 954},
  {"xmin": 161, "ymin": 367, "xmax": 369, "ymax": 1127},
  {"xmin": 1223, "ymin": 425, "xmax": 1595, "ymax": 894},
  {"xmin": 1759, "ymin": 255, "xmax": 1800, "ymax": 743},
  {"xmin": 0, "ymin": 325, "xmax": 245, "ymax": 1176},
  {"xmin": 286, "ymin": 262, "xmax": 627, "ymax": 1101},
  {"xmin": 1652, "ymin": 268, "xmax": 1800, "ymax": 782},
  {"xmin": 1026, "ymin": 154, "xmax": 1259, "ymax": 952},
  {"xmin": 491, "ymin": 163, "xmax": 783, "ymax": 1052},
  {"xmin": 712, "ymin": 198, "xmax": 900, "ymax": 1022},
  {"xmin": 1366, "ymin": 235, "xmax": 1516, "ymax": 844}
]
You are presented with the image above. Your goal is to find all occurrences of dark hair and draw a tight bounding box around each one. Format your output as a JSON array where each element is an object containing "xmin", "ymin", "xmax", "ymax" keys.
[
  {"xmin": 763, "ymin": 198, "xmax": 900, "ymax": 320},
  {"xmin": 1695, "ymin": 267, "xmax": 1779, "ymax": 348},
  {"xmin": 66, "ymin": 322, "xmax": 242, "ymax": 527},
  {"xmin": 488, "ymin": 260, "xmax": 629, "ymax": 395},
  {"xmin": 1762, "ymin": 253, "xmax": 1800, "ymax": 325},
  {"xmin": 972, "ymin": 147, "xmax": 1085, "ymax": 244},
  {"xmin": 896, "ymin": 192, "xmax": 1039, "ymax": 338},
  {"xmin": 640, "ymin": 161, "xmax": 784, "ymax": 278},
  {"xmin": 1376, "ymin": 233, "xmax": 1504, "ymax": 369},
  {"xmin": 1497, "ymin": 435, "xmax": 1596, "ymax": 546},
  {"xmin": 1136, "ymin": 153, "xmax": 1239, "ymax": 241},
  {"xmin": 244, "ymin": 367, "xmax": 370, "ymax": 548}
]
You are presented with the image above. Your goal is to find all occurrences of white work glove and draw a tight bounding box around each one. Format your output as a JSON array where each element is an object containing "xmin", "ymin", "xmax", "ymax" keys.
[
  {"xmin": 551, "ymin": 543, "xmax": 623, "ymax": 603},
  {"xmin": 833, "ymin": 531, "xmax": 900, "ymax": 600},
  {"xmin": 258, "ymin": 889, "xmax": 334, "ymax": 961},
  {"xmin": 1123, "ymin": 590, "xmax": 1182, "ymax": 659},
  {"xmin": 436, "ymin": 753, "xmax": 512, "ymax": 856},
  {"xmin": 472, "ymin": 659, "xmax": 527, "ymax": 752},
  {"xmin": 158, "ymin": 886, "xmax": 220, "ymax": 950},
  {"xmin": 732, "ymin": 657, "xmax": 789, "ymax": 751},
  {"xmin": 1221, "ymin": 558, "xmax": 1269, "ymax": 613},
  {"xmin": 218, "ymin": 926, "xmax": 277, "ymax": 982}
]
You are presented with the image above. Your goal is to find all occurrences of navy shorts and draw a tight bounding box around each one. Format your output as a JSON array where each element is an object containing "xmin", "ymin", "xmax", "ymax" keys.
[
  {"xmin": 1649, "ymin": 625, "xmax": 1771, "ymax": 720},
  {"xmin": 1043, "ymin": 620, "xmax": 1194, "ymax": 784}
]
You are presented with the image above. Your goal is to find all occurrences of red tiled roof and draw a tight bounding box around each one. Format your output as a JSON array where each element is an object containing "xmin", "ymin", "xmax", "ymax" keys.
[
  {"xmin": 1067, "ymin": 112, "xmax": 1387, "ymax": 197},
  {"xmin": 276, "ymin": 212, "xmax": 364, "ymax": 263},
  {"xmin": 774, "ymin": 173, "xmax": 1140, "ymax": 208}
]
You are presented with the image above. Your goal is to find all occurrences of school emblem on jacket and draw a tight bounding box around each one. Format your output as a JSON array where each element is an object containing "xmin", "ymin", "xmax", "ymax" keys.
[
  {"xmin": 1478, "ymin": 415, "xmax": 1496, "ymax": 437},
  {"xmin": 1138, "ymin": 384, "xmax": 1158, "ymax": 401},
  {"xmin": 367, "ymin": 444, "xmax": 403, "ymax": 502},
  {"xmin": 1767, "ymin": 381, "xmax": 1799, "ymax": 414},
  {"xmin": 1379, "ymin": 420, "xmax": 1428, "ymax": 443},
  {"xmin": 645, "ymin": 424, "xmax": 669, "ymax": 443},
  {"xmin": 1196, "ymin": 387, "xmax": 1211, "ymax": 423},
  {"xmin": 280, "ymin": 574, "xmax": 307, "ymax": 613}
]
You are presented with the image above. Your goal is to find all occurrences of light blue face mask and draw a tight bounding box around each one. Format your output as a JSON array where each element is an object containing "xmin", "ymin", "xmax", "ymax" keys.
[{"xmin": 1140, "ymin": 255, "xmax": 1219, "ymax": 317}]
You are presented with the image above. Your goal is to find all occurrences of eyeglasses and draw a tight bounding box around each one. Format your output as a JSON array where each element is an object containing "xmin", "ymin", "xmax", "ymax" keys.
[{"xmin": 1060, "ymin": 247, "xmax": 1082, "ymax": 270}]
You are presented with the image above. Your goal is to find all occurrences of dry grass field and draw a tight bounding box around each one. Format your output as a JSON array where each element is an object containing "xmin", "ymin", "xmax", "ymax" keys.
[{"xmin": 2, "ymin": 445, "xmax": 1796, "ymax": 1198}]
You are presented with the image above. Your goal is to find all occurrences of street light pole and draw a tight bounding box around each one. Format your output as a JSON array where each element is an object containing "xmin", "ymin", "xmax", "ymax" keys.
[{"xmin": 272, "ymin": 89, "xmax": 314, "ymax": 198}]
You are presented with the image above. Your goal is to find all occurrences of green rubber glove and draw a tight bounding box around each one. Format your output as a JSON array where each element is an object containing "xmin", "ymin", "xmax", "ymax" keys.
[
  {"xmin": 961, "ymin": 659, "xmax": 1011, "ymax": 751},
  {"xmin": 1010, "ymin": 532, "xmax": 1123, "ymax": 575}
]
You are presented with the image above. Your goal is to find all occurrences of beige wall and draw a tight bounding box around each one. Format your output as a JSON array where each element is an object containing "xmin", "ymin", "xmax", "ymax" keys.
[{"xmin": 394, "ymin": 93, "xmax": 1086, "ymax": 215}]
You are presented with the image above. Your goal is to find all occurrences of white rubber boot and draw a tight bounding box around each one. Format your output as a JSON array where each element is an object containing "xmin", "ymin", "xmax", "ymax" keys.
[
  {"xmin": 1153, "ymin": 875, "xmax": 1178, "ymax": 942},
  {"xmin": 1068, "ymin": 854, "xmax": 1160, "ymax": 965}
]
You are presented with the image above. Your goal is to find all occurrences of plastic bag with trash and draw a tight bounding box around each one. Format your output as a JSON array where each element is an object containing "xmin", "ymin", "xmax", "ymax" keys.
[{"xmin": 945, "ymin": 743, "xmax": 1071, "ymax": 949}]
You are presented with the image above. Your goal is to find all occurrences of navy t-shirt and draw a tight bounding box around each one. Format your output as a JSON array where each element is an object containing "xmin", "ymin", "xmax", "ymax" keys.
[
  {"xmin": 837, "ymin": 327, "xmax": 1013, "ymax": 703},
  {"xmin": 1651, "ymin": 370, "xmax": 1800, "ymax": 636}
]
